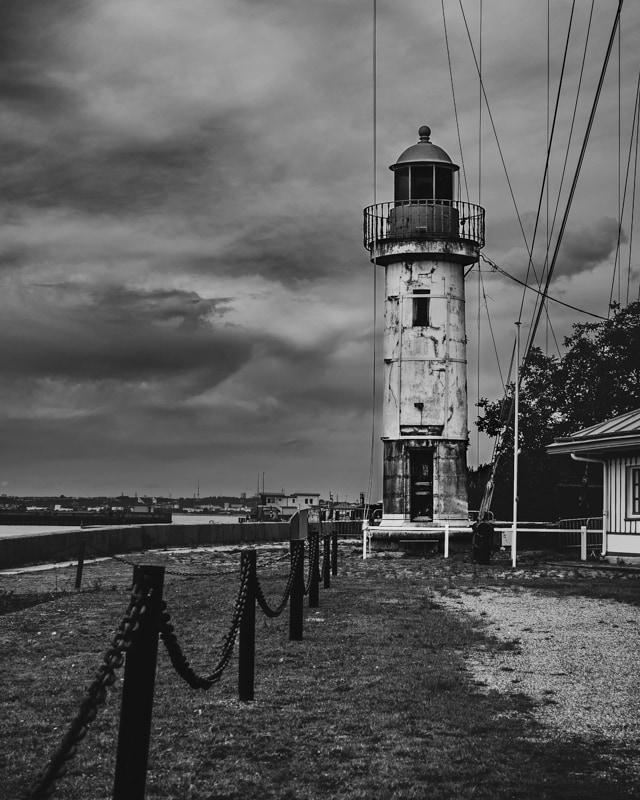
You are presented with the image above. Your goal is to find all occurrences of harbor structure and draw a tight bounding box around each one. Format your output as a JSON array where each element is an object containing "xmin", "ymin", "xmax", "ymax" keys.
[{"xmin": 363, "ymin": 125, "xmax": 485, "ymax": 540}]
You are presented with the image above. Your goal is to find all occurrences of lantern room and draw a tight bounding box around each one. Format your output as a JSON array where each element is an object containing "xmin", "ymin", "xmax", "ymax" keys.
[{"xmin": 390, "ymin": 125, "xmax": 458, "ymax": 203}]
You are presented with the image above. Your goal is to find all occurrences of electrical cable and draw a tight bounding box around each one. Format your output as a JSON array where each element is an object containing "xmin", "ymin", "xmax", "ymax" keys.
[
  {"xmin": 480, "ymin": 254, "xmax": 607, "ymax": 320},
  {"xmin": 609, "ymin": 67, "xmax": 640, "ymax": 308},
  {"xmin": 364, "ymin": 0, "xmax": 378, "ymax": 518},
  {"xmin": 457, "ymin": 0, "xmax": 536, "ymax": 277},
  {"xmin": 524, "ymin": 0, "xmax": 625, "ymax": 360},
  {"xmin": 441, "ymin": 0, "xmax": 470, "ymax": 203},
  {"xmin": 517, "ymin": 0, "xmax": 576, "ymax": 324}
]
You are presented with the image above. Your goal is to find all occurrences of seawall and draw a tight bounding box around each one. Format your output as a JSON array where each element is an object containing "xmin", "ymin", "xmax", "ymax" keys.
[{"xmin": 0, "ymin": 520, "xmax": 363, "ymax": 570}]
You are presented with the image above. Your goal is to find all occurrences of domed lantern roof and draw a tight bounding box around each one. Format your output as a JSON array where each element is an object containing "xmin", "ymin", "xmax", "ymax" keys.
[{"xmin": 390, "ymin": 126, "xmax": 459, "ymax": 172}]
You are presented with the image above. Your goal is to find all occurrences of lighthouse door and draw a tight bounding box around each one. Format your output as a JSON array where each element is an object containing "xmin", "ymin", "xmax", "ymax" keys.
[{"xmin": 410, "ymin": 450, "xmax": 433, "ymax": 521}]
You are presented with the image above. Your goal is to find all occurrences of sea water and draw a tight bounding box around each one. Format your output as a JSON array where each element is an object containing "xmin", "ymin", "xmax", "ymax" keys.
[{"xmin": 0, "ymin": 513, "xmax": 242, "ymax": 539}]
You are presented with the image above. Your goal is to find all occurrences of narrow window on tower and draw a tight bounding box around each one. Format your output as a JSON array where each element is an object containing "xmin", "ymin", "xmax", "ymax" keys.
[{"xmin": 412, "ymin": 289, "xmax": 430, "ymax": 326}]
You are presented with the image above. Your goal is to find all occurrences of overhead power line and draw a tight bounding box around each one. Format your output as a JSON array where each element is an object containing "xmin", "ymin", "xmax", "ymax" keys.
[{"xmin": 480, "ymin": 255, "xmax": 607, "ymax": 320}]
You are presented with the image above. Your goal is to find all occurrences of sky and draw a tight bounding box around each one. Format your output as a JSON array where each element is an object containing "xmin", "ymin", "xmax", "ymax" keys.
[{"xmin": 1, "ymin": 1, "xmax": 639, "ymax": 500}]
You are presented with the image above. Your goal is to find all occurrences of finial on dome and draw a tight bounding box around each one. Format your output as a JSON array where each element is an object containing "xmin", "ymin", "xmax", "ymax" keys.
[{"xmin": 418, "ymin": 125, "xmax": 431, "ymax": 142}]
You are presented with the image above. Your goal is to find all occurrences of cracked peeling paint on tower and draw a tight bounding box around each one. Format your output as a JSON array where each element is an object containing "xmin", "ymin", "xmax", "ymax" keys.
[{"xmin": 363, "ymin": 125, "xmax": 485, "ymax": 540}]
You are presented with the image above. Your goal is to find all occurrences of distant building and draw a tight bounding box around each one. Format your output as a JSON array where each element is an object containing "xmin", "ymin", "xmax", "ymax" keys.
[
  {"xmin": 132, "ymin": 496, "xmax": 159, "ymax": 514},
  {"xmin": 548, "ymin": 408, "xmax": 640, "ymax": 563},
  {"xmin": 256, "ymin": 491, "xmax": 321, "ymax": 521}
]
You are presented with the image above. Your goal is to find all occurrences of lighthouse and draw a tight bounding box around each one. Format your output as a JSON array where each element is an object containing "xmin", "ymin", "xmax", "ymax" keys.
[{"xmin": 363, "ymin": 125, "xmax": 485, "ymax": 542}]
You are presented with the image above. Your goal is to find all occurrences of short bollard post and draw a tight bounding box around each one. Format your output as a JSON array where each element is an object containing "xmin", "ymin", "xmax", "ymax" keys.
[
  {"xmin": 331, "ymin": 531, "xmax": 338, "ymax": 576},
  {"xmin": 309, "ymin": 532, "xmax": 320, "ymax": 608},
  {"xmin": 289, "ymin": 539, "xmax": 304, "ymax": 641},
  {"xmin": 74, "ymin": 537, "xmax": 86, "ymax": 590},
  {"xmin": 238, "ymin": 549, "xmax": 256, "ymax": 701},
  {"xmin": 580, "ymin": 525, "xmax": 587, "ymax": 562},
  {"xmin": 113, "ymin": 564, "xmax": 165, "ymax": 800},
  {"xmin": 323, "ymin": 534, "xmax": 331, "ymax": 589}
]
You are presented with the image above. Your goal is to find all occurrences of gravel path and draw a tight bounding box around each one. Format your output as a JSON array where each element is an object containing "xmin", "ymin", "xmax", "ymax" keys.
[{"xmin": 436, "ymin": 581, "xmax": 640, "ymax": 775}]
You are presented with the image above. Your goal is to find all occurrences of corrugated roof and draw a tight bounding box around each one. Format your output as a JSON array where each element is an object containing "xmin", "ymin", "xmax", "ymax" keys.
[{"xmin": 566, "ymin": 407, "xmax": 640, "ymax": 440}]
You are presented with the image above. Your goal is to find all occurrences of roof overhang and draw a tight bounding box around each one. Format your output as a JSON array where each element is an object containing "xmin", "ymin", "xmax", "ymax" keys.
[{"xmin": 547, "ymin": 434, "xmax": 640, "ymax": 457}]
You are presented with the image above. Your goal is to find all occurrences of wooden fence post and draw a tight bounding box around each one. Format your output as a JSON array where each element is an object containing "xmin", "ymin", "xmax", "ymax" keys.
[
  {"xmin": 331, "ymin": 531, "xmax": 338, "ymax": 576},
  {"xmin": 113, "ymin": 564, "xmax": 165, "ymax": 800},
  {"xmin": 238, "ymin": 549, "xmax": 256, "ymax": 701},
  {"xmin": 309, "ymin": 532, "xmax": 320, "ymax": 608},
  {"xmin": 74, "ymin": 536, "xmax": 86, "ymax": 590},
  {"xmin": 323, "ymin": 535, "xmax": 331, "ymax": 589},
  {"xmin": 289, "ymin": 539, "xmax": 304, "ymax": 641}
]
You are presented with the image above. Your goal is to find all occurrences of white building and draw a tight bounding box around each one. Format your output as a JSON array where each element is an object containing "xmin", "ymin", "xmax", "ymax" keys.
[
  {"xmin": 548, "ymin": 408, "xmax": 640, "ymax": 563},
  {"xmin": 258, "ymin": 491, "xmax": 321, "ymax": 521}
]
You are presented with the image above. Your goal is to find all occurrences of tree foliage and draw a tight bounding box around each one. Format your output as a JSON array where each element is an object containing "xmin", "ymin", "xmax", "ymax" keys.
[{"xmin": 473, "ymin": 302, "xmax": 640, "ymax": 519}]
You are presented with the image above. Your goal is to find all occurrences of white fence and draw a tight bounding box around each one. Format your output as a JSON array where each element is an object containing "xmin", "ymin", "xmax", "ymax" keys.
[{"xmin": 362, "ymin": 518, "xmax": 604, "ymax": 563}]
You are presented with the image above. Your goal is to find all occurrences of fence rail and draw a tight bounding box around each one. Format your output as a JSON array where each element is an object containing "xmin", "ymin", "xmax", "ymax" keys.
[
  {"xmin": 363, "ymin": 520, "xmax": 605, "ymax": 561},
  {"xmin": 27, "ymin": 529, "xmax": 339, "ymax": 800}
]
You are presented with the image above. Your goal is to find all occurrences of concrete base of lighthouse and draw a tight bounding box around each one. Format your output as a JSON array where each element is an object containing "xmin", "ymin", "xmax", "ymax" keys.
[{"xmin": 369, "ymin": 438, "xmax": 469, "ymax": 552}]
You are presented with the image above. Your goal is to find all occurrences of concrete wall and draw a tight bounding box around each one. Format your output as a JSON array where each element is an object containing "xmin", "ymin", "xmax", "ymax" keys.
[{"xmin": 0, "ymin": 520, "xmax": 363, "ymax": 570}]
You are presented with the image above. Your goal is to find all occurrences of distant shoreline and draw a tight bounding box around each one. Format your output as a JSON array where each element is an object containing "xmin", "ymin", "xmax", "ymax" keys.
[{"xmin": 0, "ymin": 513, "xmax": 243, "ymax": 539}]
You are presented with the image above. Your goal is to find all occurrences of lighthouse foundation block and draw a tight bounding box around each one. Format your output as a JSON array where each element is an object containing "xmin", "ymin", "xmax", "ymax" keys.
[{"xmin": 370, "ymin": 438, "xmax": 469, "ymax": 551}]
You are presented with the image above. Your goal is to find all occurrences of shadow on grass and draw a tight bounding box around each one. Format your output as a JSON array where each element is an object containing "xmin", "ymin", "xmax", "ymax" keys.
[{"xmin": 3, "ymin": 548, "xmax": 639, "ymax": 799}]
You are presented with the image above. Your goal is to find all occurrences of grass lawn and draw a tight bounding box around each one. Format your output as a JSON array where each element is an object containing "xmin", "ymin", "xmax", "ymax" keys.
[{"xmin": 1, "ymin": 542, "xmax": 639, "ymax": 799}]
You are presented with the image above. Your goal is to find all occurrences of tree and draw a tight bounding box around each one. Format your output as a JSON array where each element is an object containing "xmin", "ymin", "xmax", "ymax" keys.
[{"xmin": 474, "ymin": 302, "xmax": 640, "ymax": 520}]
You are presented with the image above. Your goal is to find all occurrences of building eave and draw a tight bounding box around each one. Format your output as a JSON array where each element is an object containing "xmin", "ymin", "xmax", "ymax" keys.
[{"xmin": 547, "ymin": 434, "xmax": 640, "ymax": 456}]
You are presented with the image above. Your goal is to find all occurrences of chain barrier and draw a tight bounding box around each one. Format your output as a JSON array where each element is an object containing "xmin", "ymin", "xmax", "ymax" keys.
[
  {"xmin": 85, "ymin": 541, "xmax": 284, "ymax": 580},
  {"xmin": 320, "ymin": 536, "xmax": 328, "ymax": 579},
  {"xmin": 25, "ymin": 534, "xmax": 334, "ymax": 794},
  {"xmin": 304, "ymin": 535, "xmax": 318, "ymax": 595},
  {"xmin": 27, "ymin": 583, "xmax": 150, "ymax": 800},
  {"xmin": 255, "ymin": 544, "xmax": 302, "ymax": 618},
  {"xmin": 159, "ymin": 556, "xmax": 251, "ymax": 690}
]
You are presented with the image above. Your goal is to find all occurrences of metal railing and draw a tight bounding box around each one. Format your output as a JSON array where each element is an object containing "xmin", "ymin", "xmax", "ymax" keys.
[
  {"xmin": 555, "ymin": 517, "xmax": 604, "ymax": 548},
  {"xmin": 363, "ymin": 199, "xmax": 485, "ymax": 250}
]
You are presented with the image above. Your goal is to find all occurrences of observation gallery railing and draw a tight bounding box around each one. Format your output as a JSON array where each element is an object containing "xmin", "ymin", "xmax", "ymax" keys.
[
  {"xmin": 27, "ymin": 529, "xmax": 338, "ymax": 800},
  {"xmin": 363, "ymin": 199, "xmax": 485, "ymax": 251}
]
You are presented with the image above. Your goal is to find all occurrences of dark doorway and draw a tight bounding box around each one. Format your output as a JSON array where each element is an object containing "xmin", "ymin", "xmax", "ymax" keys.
[{"xmin": 410, "ymin": 450, "xmax": 433, "ymax": 520}]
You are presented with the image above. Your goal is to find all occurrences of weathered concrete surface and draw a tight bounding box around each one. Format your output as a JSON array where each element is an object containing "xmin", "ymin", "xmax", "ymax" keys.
[{"xmin": 0, "ymin": 521, "xmax": 362, "ymax": 570}]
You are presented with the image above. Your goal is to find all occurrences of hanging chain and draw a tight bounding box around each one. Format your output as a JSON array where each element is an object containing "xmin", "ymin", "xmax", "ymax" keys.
[
  {"xmin": 255, "ymin": 544, "xmax": 302, "ymax": 618},
  {"xmin": 28, "ymin": 583, "xmax": 150, "ymax": 800},
  {"xmin": 159, "ymin": 556, "xmax": 251, "ymax": 689},
  {"xmin": 304, "ymin": 535, "xmax": 318, "ymax": 595}
]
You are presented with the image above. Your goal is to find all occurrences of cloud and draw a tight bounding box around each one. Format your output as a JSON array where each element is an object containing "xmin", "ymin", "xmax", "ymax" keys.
[
  {"xmin": 555, "ymin": 217, "xmax": 624, "ymax": 277},
  {"xmin": 1, "ymin": 0, "xmax": 639, "ymax": 494}
]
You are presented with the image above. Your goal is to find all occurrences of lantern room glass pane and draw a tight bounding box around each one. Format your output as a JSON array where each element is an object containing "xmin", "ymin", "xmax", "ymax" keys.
[
  {"xmin": 394, "ymin": 168, "xmax": 410, "ymax": 202},
  {"xmin": 411, "ymin": 166, "xmax": 434, "ymax": 200},
  {"xmin": 435, "ymin": 167, "xmax": 453, "ymax": 201}
]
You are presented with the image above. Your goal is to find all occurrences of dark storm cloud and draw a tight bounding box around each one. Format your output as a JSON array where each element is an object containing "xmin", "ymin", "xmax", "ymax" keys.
[
  {"xmin": 2, "ymin": 132, "xmax": 215, "ymax": 215},
  {"xmin": 556, "ymin": 217, "xmax": 623, "ymax": 278},
  {"xmin": 0, "ymin": 283, "xmax": 248, "ymax": 387},
  {"xmin": 1, "ymin": 0, "xmax": 637, "ymax": 496}
]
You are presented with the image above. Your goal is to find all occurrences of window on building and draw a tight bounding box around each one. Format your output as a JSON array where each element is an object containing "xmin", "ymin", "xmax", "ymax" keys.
[
  {"xmin": 628, "ymin": 466, "xmax": 640, "ymax": 517},
  {"xmin": 412, "ymin": 289, "xmax": 430, "ymax": 326}
]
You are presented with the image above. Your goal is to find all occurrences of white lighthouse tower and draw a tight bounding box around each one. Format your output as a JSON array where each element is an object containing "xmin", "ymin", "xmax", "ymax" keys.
[{"xmin": 363, "ymin": 125, "xmax": 485, "ymax": 543}]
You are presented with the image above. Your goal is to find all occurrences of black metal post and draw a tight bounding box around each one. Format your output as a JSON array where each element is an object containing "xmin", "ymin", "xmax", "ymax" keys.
[
  {"xmin": 331, "ymin": 531, "xmax": 338, "ymax": 576},
  {"xmin": 238, "ymin": 549, "xmax": 256, "ymax": 701},
  {"xmin": 289, "ymin": 539, "xmax": 304, "ymax": 640},
  {"xmin": 309, "ymin": 532, "xmax": 320, "ymax": 608},
  {"xmin": 323, "ymin": 534, "xmax": 331, "ymax": 589},
  {"xmin": 113, "ymin": 564, "xmax": 165, "ymax": 800},
  {"xmin": 74, "ymin": 537, "xmax": 86, "ymax": 590}
]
